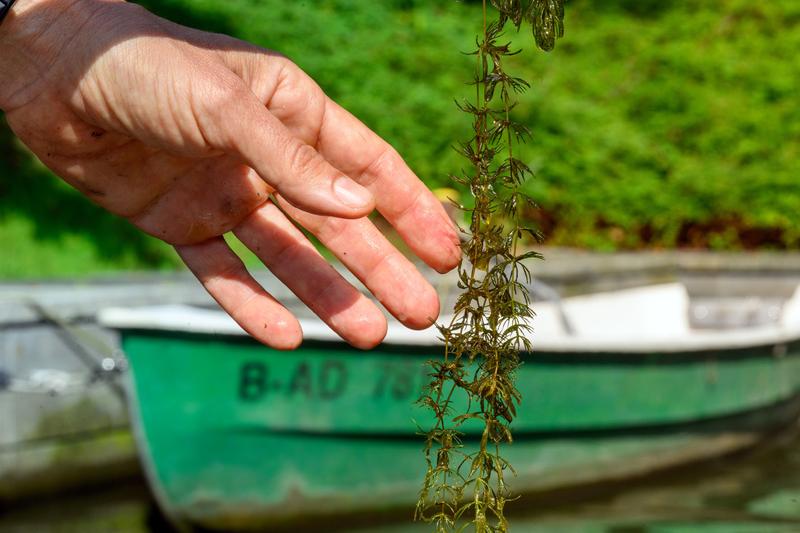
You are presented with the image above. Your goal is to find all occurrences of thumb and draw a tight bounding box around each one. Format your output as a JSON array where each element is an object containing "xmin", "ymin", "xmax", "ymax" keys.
[{"xmin": 196, "ymin": 75, "xmax": 374, "ymax": 218}]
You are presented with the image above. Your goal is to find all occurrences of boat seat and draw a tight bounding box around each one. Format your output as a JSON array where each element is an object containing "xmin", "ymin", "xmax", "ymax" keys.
[
  {"xmin": 533, "ymin": 282, "xmax": 691, "ymax": 340},
  {"xmin": 781, "ymin": 284, "xmax": 800, "ymax": 328}
]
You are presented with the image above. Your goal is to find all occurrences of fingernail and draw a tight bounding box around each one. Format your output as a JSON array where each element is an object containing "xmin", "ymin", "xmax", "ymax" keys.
[
  {"xmin": 333, "ymin": 176, "xmax": 372, "ymax": 209},
  {"xmin": 450, "ymin": 240, "xmax": 462, "ymax": 259},
  {"xmin": 444, "ymin": 221, "xmax": 462, "ymax": 254}
]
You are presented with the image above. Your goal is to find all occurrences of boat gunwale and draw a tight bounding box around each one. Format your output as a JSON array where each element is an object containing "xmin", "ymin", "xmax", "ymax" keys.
[
  {"xmin": 115, "ymin": 326, "xmax": 800, "ymax": 365},
  {"xmin": 98, "ymin": 302, "xmax": 800, "ymax": 355}
]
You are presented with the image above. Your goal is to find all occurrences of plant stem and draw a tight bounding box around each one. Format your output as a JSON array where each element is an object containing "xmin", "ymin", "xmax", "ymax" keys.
[{"xmin": 416, "ymin": 2, "xmax": 565, "ymax": 531}]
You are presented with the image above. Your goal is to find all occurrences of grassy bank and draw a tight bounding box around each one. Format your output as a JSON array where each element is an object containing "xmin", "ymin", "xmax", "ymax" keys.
[{"xmin": 1, "ymin": 0, "xmax": 798, "ymax": 277}]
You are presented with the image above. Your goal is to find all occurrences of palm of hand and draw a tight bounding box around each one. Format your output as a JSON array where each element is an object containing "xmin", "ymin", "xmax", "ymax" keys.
[{"xmin": 4, "ymin": 2, "xmax": 460, "ymax": 349}]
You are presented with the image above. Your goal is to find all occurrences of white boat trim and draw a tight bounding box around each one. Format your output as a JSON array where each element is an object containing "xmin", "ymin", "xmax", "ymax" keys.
[{"xmin": 99, "ymin": 282, "xmax": 800, "ymax": 353}]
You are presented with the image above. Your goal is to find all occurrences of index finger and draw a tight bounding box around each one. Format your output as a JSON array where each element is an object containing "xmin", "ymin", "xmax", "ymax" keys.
[
  {"xmin": 313, "ymin": 99, "xmax": 462, "ymax": 274},
  {"xmin": 219, "ymin": 52, "xmax": 460, "ymax": 272}
]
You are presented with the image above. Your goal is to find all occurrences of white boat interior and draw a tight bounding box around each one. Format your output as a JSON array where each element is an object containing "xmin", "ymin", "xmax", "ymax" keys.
[{"xmin": 99, "ymin": 282, "xmax": 800, "ymax": 353}]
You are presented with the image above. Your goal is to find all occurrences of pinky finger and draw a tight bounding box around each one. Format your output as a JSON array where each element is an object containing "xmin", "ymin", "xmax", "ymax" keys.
[{"xmin": 175, "ymin": 237, "xmax": 302, "ymax": 350}]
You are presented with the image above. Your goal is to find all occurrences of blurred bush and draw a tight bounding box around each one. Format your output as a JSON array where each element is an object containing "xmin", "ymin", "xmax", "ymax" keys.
[
  {"xmin": 1, "ymin": 0, "xmax": 798, "ymax": 277},
  {"xmin": 522, "ymin": 0, "xmax": 800, "ymax": 250}
]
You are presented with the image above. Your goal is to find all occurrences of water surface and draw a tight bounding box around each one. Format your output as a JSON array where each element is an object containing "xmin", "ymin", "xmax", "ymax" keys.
[{"xmin": 3, "ymin": 428, "xmax": 800, "ymax": 532}]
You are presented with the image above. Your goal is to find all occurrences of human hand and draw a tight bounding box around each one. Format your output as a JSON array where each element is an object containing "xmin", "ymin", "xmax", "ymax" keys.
[{"xmin": 0, "ymin": 0, "xmax": 461, "ymax": 349}]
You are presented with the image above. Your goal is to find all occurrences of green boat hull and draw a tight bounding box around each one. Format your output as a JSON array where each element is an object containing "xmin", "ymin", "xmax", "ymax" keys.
[{"xmin": 120, "ymin": 330, "xmax": 800, "ymax": 531}]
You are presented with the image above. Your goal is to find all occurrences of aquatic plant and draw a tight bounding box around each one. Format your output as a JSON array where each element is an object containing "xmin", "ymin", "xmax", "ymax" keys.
[{"xmin": 415, "ymin": 1, "xmax": 565, "ymax": 531}]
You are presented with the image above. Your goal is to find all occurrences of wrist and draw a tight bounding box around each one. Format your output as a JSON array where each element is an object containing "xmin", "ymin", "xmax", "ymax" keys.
[{"xmin": 0, "ymin": 0, "xmax": 112, "ymax": 111}]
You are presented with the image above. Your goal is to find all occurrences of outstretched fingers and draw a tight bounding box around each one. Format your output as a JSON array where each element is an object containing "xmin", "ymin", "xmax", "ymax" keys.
[
  {"xmin": 175, "ymin": 237, "xmax": 302, "ymax": 350},
  {"xmin": 277, "ymin": 197, "xmax": 442, "ymax": 331},
  {"xmin": 311, "ymin": 100, "xmax": 462, "ymax": 274},
  {"xmin": 233, "ymin": 202, "xmax": 388, "ymax": 349}
]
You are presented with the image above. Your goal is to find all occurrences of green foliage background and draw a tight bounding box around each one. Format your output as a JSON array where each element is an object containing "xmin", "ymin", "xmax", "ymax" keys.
[{"xmin": 1, "ymin": 0, "xmax": 798, "ymax": 277}]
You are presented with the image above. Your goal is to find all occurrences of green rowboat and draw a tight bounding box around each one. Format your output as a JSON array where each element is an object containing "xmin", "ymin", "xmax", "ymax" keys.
[{"xmin": 100, "ymin": 283, "xmax": 800, "ymax": 531}]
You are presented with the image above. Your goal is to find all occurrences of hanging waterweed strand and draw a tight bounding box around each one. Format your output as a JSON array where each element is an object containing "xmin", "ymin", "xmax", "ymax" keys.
[{"xmin": 416, "ymin": 1, "xmax": 565, "ymax": 532}]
